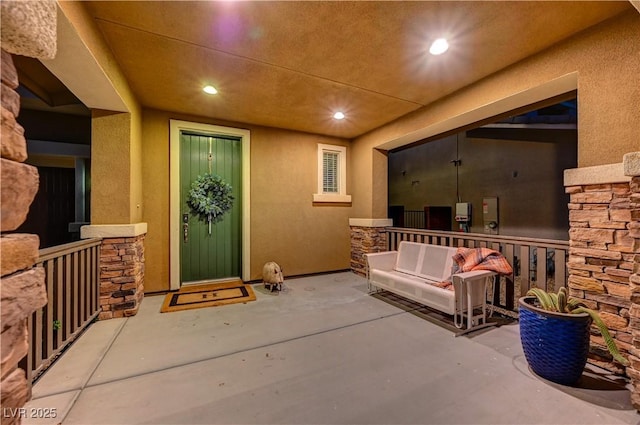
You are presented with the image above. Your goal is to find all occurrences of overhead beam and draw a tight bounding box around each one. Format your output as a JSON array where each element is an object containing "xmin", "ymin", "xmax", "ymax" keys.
[
  {"xmin": 40, "ymin": 2, "xmax": 128, "ymax": 112},
  {"xmin": 377, "ymin": 73, "xmax": 578, "ymax": 152}
]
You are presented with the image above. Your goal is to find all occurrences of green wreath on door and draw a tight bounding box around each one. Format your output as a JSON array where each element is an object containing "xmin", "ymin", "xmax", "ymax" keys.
[{"xmin": 186, "ymin": 173, "xmax": 234, "ymax": 232}]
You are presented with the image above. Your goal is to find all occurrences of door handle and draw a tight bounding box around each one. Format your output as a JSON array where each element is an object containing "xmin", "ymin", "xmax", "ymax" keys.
[{"xmin": 182, "ymin": 213, "xmax": 189, "ymax": 243}]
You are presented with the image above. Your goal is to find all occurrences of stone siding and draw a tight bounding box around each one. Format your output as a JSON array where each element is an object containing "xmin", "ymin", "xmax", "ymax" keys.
[
  {"xmin": 627, "ymin": 171, "xmax": 640, "ymax": 409},
  {"xmin": 98, "ymin": 235, "xmax": 145, "ymax": 319},
  {"xmin": 1, "ymin": 3, "xmax": 57, "ymax": 421},
  {"xmin": 0, "ymin": 50, "xmax": 47, "ymax": 425},
  {"xmin": 564, "ymin": 153, "xmax": 640, "ymax": 413},
  {"xmin": 350, "ymin": 226, "xmax": 388, "ymax": 277},
  {"xmin": 565, "ymin": 181, "xmax": 635, "ymax": 373}
]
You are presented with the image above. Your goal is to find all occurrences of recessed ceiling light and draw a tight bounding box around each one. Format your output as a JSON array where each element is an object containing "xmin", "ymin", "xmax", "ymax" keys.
[
  {"xmin": 203, "ymin": 85, "xmax": 218, "ymax": 95},
  {"xmin": 429, "ymin": 38, "xmax": 449, "ymax": 55},
  {"xmin": 333, "ymin": 111, "xmax": 345, "ymax": 120}
]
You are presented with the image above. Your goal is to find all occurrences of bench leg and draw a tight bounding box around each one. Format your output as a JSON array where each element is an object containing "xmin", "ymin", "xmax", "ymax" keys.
[{"xmin": 454, "ymin": 321, "xmax": 497, "ymax": 337}]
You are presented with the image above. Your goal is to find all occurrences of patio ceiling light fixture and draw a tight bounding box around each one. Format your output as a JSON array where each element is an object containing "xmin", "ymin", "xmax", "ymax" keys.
[
  {"xmin": 429, "ymin": 38, "xmax": 449, "ymax": 55},
  {"xmin": 203, "ymin": 85, "xmax": 218, "ymax": 95},
  {"xmin": 333, "ymin": 111, "xmax": 345, "ymax": 120}
]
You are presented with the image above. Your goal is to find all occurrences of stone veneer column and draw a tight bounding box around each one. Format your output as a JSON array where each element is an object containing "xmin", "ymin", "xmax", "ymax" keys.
[
  {"xmin": 0, "ymin": 50, "xmax": 47, "ymax": 425},
  {"xmin": 622, "ymin": 152, "xmax": 640, "ymax": 410},
  {"xmin": 349, "ymin": 218, "xmax": 392, "ymax": 277},
  {"xmin": 81, "ymin": 224, "xmax": 147, "ymax": 319},
  {"xmin": 564, "ymin": 160, "xmax": 636, "ymax": 374},
  {"xmin": 1, "ymin": 2, "xmax": 56, "ymax": 423}
]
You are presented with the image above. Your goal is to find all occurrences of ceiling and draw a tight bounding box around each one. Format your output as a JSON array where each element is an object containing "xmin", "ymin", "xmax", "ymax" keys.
[{"xmin": 23, "ymin": 1, "xmax": 634, "ymax": 139}]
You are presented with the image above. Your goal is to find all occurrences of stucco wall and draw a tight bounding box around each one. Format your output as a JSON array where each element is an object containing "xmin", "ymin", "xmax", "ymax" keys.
[
  {"xmin": 249, "ymin": 126, "xmax": 352, "ymax": 280},
  {"xmin": 142, "ymin": 109, "xmax": 352, "ymax": 292},
  {"xmin": 351, "ymin": 144, "xmax": 388, "ymax": 219},
  {"xmin": 91, "ymin": 111, "xmax": 131, "ymax": 224},
  {"xmin": 58, "ymin": 1, "xmax": 143, "ymax": 225},
  {"xmin": 130, "ymin": 105, "xmax": 143, "ymax": 223},
  {"xmin": 352, "ymin": 10, "xmax": 640, "ymax": 218}
]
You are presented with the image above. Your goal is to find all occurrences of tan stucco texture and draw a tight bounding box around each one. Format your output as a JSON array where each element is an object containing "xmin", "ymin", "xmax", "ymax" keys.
[
  {"xmin": 142, "ymin": 110, "xmax": 352, "ymax": 291},
  {"xmin": 351, "ymin": 11, "xmax": 640, "ymax": 218}
]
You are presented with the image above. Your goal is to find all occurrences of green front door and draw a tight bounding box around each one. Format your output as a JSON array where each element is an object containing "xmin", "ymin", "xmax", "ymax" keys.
[{"xmin": 180, "ymin": 132, "xmax": 242, "ymax": 284}]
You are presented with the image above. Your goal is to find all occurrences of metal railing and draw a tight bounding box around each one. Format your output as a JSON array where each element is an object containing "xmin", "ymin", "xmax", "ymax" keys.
[
  {"xmin": 385, "ymin": 227, "xmax": 569, "ymax": 316},
  {"xmin": 403, "ymin": 210, "xmax": 426, "ymax": 229},
  {"xmin": 21, "ymin": 238, "xmax": 102, "ymax": 383}
]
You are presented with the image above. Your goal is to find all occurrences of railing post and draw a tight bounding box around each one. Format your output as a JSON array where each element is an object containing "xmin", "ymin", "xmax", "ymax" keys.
[
  {"xmin": 80, "ymin": 224, "xmax": 147, "ymax": 320},
  {"xmin": 349, "ymin": 219, "xmax": 392, "ymax": 277}
]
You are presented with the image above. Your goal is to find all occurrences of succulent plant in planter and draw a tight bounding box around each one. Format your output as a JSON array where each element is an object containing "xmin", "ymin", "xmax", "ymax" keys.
[{"xmin": 519, "ymin": 287, "xmax": 628, "ymax": 385}]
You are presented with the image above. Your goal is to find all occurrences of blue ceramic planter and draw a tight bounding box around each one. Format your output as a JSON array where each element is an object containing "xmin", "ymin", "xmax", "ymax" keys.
[{"xmin": 519, "ymin": 296, "xmax": 592, "ymax": 385}]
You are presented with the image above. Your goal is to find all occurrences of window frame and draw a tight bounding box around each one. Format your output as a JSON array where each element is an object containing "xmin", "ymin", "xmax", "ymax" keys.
[{"xmin": 313, "ymin": 143, "xmax": 352, "ymax": 203}]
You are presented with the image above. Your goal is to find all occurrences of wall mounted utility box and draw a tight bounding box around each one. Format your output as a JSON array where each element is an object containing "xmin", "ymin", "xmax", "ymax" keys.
[
  {"xmin": 483, "ymin": 197, "xmax": 499, "ymax": 234},
  {"xmin": 455, "ymin": 203, "xmax": 471, "ymax": 222}
]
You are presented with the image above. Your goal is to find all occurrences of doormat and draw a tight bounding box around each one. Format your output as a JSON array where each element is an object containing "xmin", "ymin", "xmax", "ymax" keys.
[{"xmin": 160, "ymin": 279, "xmax": 256, "ymax": 313}]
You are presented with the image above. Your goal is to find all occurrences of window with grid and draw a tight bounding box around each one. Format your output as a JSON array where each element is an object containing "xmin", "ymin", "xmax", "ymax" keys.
[{"xmin": 314, "ymin": 144, "xmax": 351, "ymax": 203}]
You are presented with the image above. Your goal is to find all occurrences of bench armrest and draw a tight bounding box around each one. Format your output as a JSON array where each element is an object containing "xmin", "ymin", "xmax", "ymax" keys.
[
  {"xmin": 451, "ymin": 270, "xmax": 496, "ymax": 284},
  {"xmin": 364, "ymin": 251, "xmax": 397, "ymax": 271}
]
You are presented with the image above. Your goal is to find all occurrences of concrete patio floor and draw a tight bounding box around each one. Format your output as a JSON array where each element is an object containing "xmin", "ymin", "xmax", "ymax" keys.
[{"xmin": 24, "ymin": 272, "xmax": 640, "ymax": 424}]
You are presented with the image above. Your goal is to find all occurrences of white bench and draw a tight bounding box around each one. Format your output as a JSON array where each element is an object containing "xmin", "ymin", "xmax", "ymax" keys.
[{"xmin": 365, "ymin": 241, "xmax": 496, "ymax": 336}]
